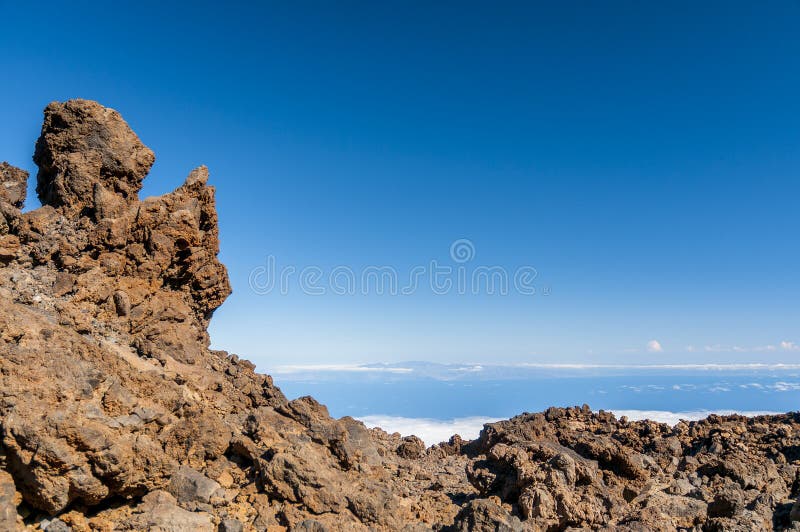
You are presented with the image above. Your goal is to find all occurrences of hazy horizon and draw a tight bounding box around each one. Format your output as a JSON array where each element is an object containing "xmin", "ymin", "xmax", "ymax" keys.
[{"xmin": 269, "ymin": 360, "xmax": 797, "ymax": 443}]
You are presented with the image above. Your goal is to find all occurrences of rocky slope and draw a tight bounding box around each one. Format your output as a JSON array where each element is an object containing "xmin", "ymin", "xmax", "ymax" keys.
[{"xmin": 1, "ymin": 99, "xmax": 799, "ymax": 531}]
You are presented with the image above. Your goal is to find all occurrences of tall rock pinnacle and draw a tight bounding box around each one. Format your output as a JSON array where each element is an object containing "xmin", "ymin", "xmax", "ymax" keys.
[{"xmin": 33, "ymin": 99, "xmax": 156, "ymax": 216}]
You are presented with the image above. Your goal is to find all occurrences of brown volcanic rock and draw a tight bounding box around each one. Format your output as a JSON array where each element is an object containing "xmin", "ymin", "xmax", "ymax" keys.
[
  {"xmin": 0, "ymin": 100, "xmax": 472, "ymax": 530},
  {"xmin": 33, "ymin": 99, "xmax": 155, "ymax": 216},
  {"xmin": 2, "ymin": 99, "xmax": 800, "ymax": 531},
  {"xmin": 0, "ymin": 162, "xmax": 27, "ymax": 210},
  {"xmin": 0, "ymin": 162, "xmax": 28, "ymax": 244},
  {"xmin": 461, "ymin": 408, "xmax": 800, "ymax": 530}
]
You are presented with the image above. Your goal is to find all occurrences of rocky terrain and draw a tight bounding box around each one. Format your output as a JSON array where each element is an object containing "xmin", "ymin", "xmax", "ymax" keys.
[{"xmin": 1, "ymin": 99, "xmax": 800, "ymax": 531}]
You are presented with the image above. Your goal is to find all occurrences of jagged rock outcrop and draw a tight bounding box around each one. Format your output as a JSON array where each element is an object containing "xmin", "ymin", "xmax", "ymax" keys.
[
  {"xmin": 0, "ymin": 163, "xmax": 28, "ymax": 261},
  {"xmin": 1, "ymin": 100, "xmax": 799, "ymax": 531},
  {"xmin": 462, "ymin": 408, "xmax": 800, "ymax": 530},
  {"xmin": 0, "ymin": 163, "xmax": 27, "ymax": 210},
  {"xmin": 0, "ymin": 100, "xmax": 470, "ymax": 531},
  {"xmin": 33, "ymin": 100, "xmax": 155, "ymax": 216}
]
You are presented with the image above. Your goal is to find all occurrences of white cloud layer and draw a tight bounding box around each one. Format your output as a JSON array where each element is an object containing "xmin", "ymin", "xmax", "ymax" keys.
[
  {"xmin": 269, "ymin": 364, "xmax": 414, "ymax": 374},
  {"xmin": 358, "ymin": 415, "xmax": 502, "ymax": 446},
  {"xmin": 358, "ymin": 410, "xmax": 783, "ymax": 446},
  {"xmin": 689, "ymin": 340, "xmax": 800, "ymax": 353},
  {"xmin": 647, "ymin": 340, "xmax": 663, "ymax": 353}
]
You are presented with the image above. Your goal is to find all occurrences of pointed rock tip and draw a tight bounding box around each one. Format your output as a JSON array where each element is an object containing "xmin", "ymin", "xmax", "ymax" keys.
[
  {"xmin": 184, "ymin": 165, "xmax": 210, "ymax": 187},
  {"xmin": 0, "ymin": 162, "xmax": 29, "ymax": 209}
]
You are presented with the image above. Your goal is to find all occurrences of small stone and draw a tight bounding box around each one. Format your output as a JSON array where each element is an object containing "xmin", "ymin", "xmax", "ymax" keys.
[
  {"xmin": 45, "ymin": 518, "xmax": 71, "ymax": 532},
  {"xmin": 53, "ymin": 272, "xmax": 75, "ymax": 297},
  {"xmin": 0, "ymin": 235, "xmax": 20, "ymax": 262},
  {"xmin": 128, "ymin": 490, "xmax": 214, "ymax": 531},
  {"xmin": 397, "ymin": 435, "xmax": 425, "ymax": 458},
  {"xmin": 113, "ymin": 290, "xmax": 131, "ymax": 316},
  {"xmin": 450, "ymin": 499, "xmax": 523, "ymax": 532},
  {"xmin": 216, "ymin": 470, "xmax": 234, "ymax": 489},
  {"xmin": 168, "ymin": 466, "xmax": 222, "ymax": 506},
  {"xmin": 218, "ymin": 518, "xmax": 244, "ymax": 532}
]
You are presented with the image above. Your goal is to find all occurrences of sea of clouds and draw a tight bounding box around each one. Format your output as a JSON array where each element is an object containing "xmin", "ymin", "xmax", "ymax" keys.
[{"xmin": 358, "ymin": 410, "xmax": 781, "ymax": 446}]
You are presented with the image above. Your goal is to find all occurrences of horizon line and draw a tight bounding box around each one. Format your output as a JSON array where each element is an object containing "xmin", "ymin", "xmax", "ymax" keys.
[{"xmin": 267, "ymin": 361, "xmax": 800, "ymax": 374}]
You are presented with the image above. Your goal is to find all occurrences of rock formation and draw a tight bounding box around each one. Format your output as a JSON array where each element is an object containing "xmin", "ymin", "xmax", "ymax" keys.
[{"xmin": 0, "ymin": 99, "xmax": 799, "ymax": 531}]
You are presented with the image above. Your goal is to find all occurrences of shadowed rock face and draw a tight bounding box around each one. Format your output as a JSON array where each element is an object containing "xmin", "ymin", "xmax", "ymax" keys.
[{"xmin": 1, "ymin": 100, "xmax": 800, "ymax": 531}]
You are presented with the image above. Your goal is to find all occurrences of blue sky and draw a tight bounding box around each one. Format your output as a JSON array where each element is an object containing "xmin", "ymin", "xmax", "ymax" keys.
[{"xmin": 1, "ymin": 1, "xmax": 799, "ymax": 367}]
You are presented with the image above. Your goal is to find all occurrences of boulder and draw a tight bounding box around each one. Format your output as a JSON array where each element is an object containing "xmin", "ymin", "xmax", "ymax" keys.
[
  {"xmin": 126, "ymin": 490, "xmax": 214, "ymax": 531},
  {"xmin": 168, "ymin": 465, "xmax": 222, "ymax": 508},
  {"xmin": 33, "ymin": 99, "xmax": 154, "ymax": 215},
  {"xmin": 0, "ymin": 469, "xmax": 20, "ymax": 531},
  {"xmin": 0, "ymin": 162, "xmax": 27, "ymax": 208},
  {"xmin": 450, "ymin": 499, "xmax": 523, "ymax": 532}
]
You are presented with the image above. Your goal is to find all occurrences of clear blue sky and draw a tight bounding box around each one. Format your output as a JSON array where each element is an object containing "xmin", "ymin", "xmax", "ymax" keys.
[{"xmin": 1, "ymin": 1, "xmax": 799, "ymax": 367}]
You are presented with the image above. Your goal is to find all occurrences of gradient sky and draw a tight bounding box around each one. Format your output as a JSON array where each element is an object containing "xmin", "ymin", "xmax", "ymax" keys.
[{"xmin": 1, "ymin": 1, "xmax": 799, "ymax": 367}]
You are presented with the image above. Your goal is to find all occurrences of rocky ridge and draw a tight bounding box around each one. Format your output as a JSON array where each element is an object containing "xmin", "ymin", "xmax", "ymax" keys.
[{"xmin": 0, "ymin": 99, "xmax": 799, "ymax": 531}]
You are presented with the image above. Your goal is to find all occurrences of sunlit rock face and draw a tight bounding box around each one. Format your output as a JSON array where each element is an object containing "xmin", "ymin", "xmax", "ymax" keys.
[{"xmin": 33, "ymin": 99, "xmax": 155, "ymax": 215}]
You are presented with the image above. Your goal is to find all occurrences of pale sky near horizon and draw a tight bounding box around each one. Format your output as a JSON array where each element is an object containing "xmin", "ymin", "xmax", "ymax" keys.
[{"xmin": 1, "ymin": 2, "xmax": 799, "ymax": 368}]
